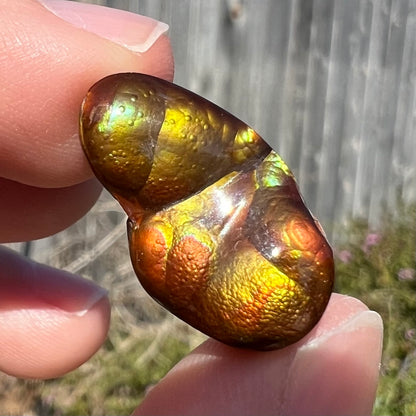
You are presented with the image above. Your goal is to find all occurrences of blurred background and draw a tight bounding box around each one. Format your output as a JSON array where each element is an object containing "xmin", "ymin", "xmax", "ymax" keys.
[
  {"xmin": 75, "ymin": 0, "xmax": 416, "ymax": 236},
  {"xmin": 3, "ymin": 0, "xmax": 415, "ymax": 415}
]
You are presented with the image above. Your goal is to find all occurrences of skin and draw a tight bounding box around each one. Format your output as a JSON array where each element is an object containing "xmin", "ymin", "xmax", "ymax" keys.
[{"xmin": 0, "ymin": 1, "xmax": 383, "ymax": 415}]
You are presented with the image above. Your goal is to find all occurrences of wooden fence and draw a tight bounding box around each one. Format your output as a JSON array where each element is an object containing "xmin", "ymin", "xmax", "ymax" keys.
[
  {"xmin": 11, "ymin": 0, "xmax": 415, "ymax": 262},
  {"xmin": 82, "ymin": 0, "xmax": 416, "ymax": 238}
]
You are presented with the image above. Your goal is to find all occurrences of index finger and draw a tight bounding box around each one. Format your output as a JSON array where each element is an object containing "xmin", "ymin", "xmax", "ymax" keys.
[{"xmin": 0, "ymin": 0, "xmax": 173, "ymax": 189}]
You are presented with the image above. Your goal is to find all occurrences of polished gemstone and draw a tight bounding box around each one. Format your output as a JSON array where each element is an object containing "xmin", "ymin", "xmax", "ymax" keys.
[{"xmin": 80, "ymin": 73, "xmax": 334, "ymax": 350}]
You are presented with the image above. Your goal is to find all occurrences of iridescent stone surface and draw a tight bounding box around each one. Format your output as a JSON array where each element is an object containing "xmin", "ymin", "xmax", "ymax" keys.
[{"xmin": 80, "ymin": 73, "xmax": 334, "ymax": 350}]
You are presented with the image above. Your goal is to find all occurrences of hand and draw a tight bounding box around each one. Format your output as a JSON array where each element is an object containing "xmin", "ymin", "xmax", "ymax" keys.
[
  {"xmin": 0, "ymin": 1, "xmax": 383, "ymax": 415},
  {"xmin": 0, "ymin": 0, "xmax": 172, "ymax": 379}
]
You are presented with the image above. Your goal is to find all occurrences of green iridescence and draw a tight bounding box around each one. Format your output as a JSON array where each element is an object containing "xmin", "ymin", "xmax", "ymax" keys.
[{"xmin": 258, "ymin": 151, "xmax": 292, "ymax": 188}]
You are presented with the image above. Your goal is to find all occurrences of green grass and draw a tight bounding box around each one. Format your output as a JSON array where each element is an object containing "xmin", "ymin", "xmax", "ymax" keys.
[
  {"xmin": 47, "ymin": 333, "xmax": 193, "ymax": 415},
  {"xmin": 1, "ymin": 201, "xmax": 414, "ymax": 415},
  {"xmin": 334, "ymin": 202, "xmax": 416, "ymax": 416}
]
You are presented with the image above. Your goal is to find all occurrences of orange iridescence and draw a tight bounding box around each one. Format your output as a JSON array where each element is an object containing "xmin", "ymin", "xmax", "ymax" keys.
[{"xmin": 80, "ymin": 73, "xmax": 334, "ymax": 350}]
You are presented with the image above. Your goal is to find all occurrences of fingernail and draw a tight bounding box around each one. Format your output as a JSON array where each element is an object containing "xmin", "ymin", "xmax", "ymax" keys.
[
  {"xmin": 302, "ymin": 310, "xmax": 384, "ymax": 350},
  {"xmin": 31, "ymin": 262, "xmax": 109, "ymax": 317},
  {"xmin": 0, "ymin": 247, "xmax": 109, "ymax": 317},
  {"xmin": 39, "ymin": 0, "xmax": 169, "ymax": 53},
  {"xmin": 65, "ymin": 285, "xmax": 109, "ymax": 317}
]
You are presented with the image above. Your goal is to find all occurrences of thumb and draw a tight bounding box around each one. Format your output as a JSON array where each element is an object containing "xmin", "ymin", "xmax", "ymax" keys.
[
  {"xmin": 0, "ymin": 0, "xmax": 173, "ymax": 188},
  {"xmin": 134, "ymin": 294, "xmax": 383, "ymax": 416}
]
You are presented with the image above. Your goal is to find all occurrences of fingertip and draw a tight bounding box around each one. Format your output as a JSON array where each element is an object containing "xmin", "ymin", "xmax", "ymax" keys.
[
  {"xmin": 143, "ymin": 34, "xmax": 175, "ymax": 81},
  {"xmin": 39, "ymin": 0, "xmax": 169, "ymax": 53},
  {"xmin": 286, "ymin": 309, "xmax": 383, "ymax": 415},
  {"xmin": 0, "ymin": 247, "xmax": 111, "ymax": 379},
  {"xmin": 0, "ymin": 0, "xmax": 174, "ymax": 187},
  {"xmin": 0, "ymin": 295, "xmax": 111, "ymax": 379},
  {"xmin": 134, "ymin": 294, "xmax": 383, "ymax": 416}
]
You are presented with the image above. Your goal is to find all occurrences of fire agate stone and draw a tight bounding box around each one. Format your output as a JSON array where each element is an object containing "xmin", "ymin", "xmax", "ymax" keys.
[{"xmin": 80, "ymin": 73, "xmax": 334, "ymax": 350}]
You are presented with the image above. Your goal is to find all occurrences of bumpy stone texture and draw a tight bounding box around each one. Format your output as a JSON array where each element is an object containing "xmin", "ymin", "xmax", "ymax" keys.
[{"xmin": 80, "ymin": 73, "xmax": 334, "ymax": 350}]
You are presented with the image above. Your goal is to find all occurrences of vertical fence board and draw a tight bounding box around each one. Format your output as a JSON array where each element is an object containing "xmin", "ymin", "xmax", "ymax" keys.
[
  {"xmin": 69, "ymin": 0, "xmax": 416, "ymax": 240},
  {"xmin": 299, "ymin": 0, "xmax": 334, "ymax": 212}
]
